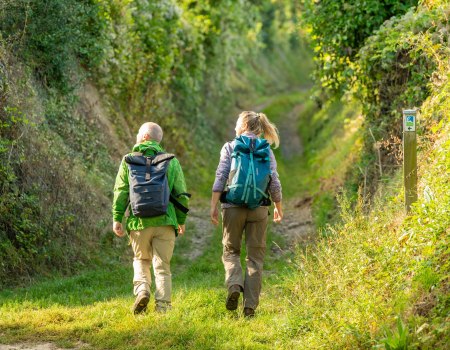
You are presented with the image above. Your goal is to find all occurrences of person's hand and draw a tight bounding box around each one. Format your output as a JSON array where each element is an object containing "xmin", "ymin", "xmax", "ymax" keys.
[
  {"xmin": 210, "ymin": 205, "xmax": 219, "ymax": 225},
  {"xmin": 273, "ymin": 202, "xmax": 283, "ymax": 223},
  {"xmin": 113, "ymin": 221, "xmax": 125, "ymax": 237},
  {"xmin": 178, "ymin": 224, "xmax": 186, "ymax": 235},
  {"xmin": 273, "ymin": 208, "xmax": 283, "ymax": 223}
]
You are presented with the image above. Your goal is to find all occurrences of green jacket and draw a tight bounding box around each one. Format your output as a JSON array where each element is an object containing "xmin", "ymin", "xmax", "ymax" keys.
[{"xmin": 112, "ymin": 141, "xmax": 189, "ymax": 234}]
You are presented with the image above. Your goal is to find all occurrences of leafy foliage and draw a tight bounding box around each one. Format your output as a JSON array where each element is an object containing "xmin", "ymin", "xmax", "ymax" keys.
[
  {"xmin": 0, "ymin": 105, "xmax": 43, "ymax": 279},
  {"xmin": 301, "ymin": 0, "xmax": 418, "ymax": 95},
  {"xmin": 356, "ymin": 5, "xmax": 449, "ymax": 132},
  {"xmin": 0, "ymin": 77, "xmax": 113, "ymax": 285},
  {"xmin": 95, "ymin": 0, "xmax": 303, "ymax": 157},
  {"xmin": 283, "ymin": 3, "xmax": 450, "ymax": 348},
  {"xmin": 302, "ymin": 1, "xmax": 449, "ymax": 199},
  {"xmin": 0, "ymin": 0, "xmax": 105, "ymax": 90},
  {"xmin": 0, "ymin": 0, "xmax": 305, "ymax": 284},
  {"xmin": 349, "ymin": 3, "xmax": 450, "ymax": 196},
  {"xmin": 282, "ymin": 3, "xmax": 450, "ymax": 347}
]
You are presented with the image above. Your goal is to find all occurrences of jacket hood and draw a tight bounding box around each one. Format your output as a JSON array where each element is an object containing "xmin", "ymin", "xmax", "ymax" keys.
[
  {"xmin": 132, "ymin": 141, "xmax": 164, "ymax": 156},
  {"xmin": 241, "ymin": 131, "xmax": 258, "ymax": 138}
]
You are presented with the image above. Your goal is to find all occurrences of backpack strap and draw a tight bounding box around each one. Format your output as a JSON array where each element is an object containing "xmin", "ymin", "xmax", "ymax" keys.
[
  {"xmin": 174, "ymin": 192, "xmax": 192, "ymax": 198},
  {"xmin": 124, "ymin": 152, "xmax": 145, "ymax": 165},
  {"xmin": 170, "ymin": 193, "xmax": 191, "ymax": 214},
  {"xmin": 152, "ymin": 153, "xmax": 175, "ymax": 165},
  {"xmin": 145, "ymin": 157, "xmax": 151, "ymax": 180},
  {"xmin": 153, "ymin": 153, "xmax": 190, "ymax": 213}
]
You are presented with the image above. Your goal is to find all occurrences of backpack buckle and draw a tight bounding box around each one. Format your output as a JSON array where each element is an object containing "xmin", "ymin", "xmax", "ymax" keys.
[{"xmin": 249, "ymin": 138, "xmax": 256, "ymax": 152}]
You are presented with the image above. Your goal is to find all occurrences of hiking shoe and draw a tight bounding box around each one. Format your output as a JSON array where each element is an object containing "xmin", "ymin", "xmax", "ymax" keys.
[
  {"xmin": 226, "ymin": 284, "xmax": 241, "ymax": 311},
  {"xmin": 133, "ymin": 291, "xmax": 150, "ymax": 315},
  {"xmin": 155, "ymin": 301, "xmax": 172, "ymax": 313},
  {"xmin": 243, "ymin": 307, "xmax": 255, "ymax": 318}
]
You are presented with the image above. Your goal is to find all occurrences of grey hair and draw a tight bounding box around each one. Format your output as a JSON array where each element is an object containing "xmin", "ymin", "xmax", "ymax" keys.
[{"xmin": 137, "ymin": 122, "xmax": 163, "ymax": 143}]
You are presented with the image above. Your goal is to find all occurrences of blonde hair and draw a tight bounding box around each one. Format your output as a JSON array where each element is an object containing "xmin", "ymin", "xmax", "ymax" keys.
[{"xmin": 235, "ymin": 111, "xmax": 280, "ymax": 148}]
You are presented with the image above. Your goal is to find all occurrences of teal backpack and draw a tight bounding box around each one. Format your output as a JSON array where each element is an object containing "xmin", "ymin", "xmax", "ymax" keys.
[{"xmin": 223, "ymin": 135, "xmax": 272, "ymax": 209}]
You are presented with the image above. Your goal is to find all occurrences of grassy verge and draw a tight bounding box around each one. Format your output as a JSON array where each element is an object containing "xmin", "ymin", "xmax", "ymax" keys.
[
  {"xmin": 281, "ymin": 81, "xmax": 450, "ymax": 348},
  {"xmin": 263, "ymin": 92, "xmax": 363, "ymax": 229}
]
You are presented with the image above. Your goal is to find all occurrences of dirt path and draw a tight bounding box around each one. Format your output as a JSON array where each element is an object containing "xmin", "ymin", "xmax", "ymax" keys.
[
  {"xmin": 270, "ymin": 196, "xmax": 316, "ymax": 254},
  {"xmin": 278, "ymin": 103, "xmax": 305, "ymax": 159},
  {"xmin": 183, "ymin": 99, "xmax": 315, "ymax": 260},
  {"xmin": 182, "ymin": 200, "xmax": 215, "ymax": 261},
  {"xmin": 250, "ymin": 96, "xmax": 277, "ymax": 113},
  {"xmin": 183, "ymin": 196, "xmax": 315, "ymax": 261},
  {"xmin": 272, "ymin": 99, "xmax": 315, "ymax": 249}
]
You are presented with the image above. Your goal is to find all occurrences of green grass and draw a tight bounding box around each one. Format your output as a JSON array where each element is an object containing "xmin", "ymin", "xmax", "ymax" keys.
[
  {"xmin": 262, "ymin": 92, "xmax": 363, "ymax": 229},
  {"xmin": 263, "ymin": 93, "xmax": 362, "ymax": 196},
  {"xmin": 0, "ymin": 216, "xmax": 298, "ymax": 350},
  {"xmin": 278, "ymin": 80, "xmax": 450, "ymax": 349},
  {"xmin": 282, "ymin": 132, "xmax": 450, "ymax": 348}
]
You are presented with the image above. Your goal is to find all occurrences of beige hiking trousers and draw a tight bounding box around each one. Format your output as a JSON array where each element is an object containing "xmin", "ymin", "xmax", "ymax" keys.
[
  {"xmin": 222, "ymin": 206, "xmax": 269, "ymax": 309},
  {"xmin": 130, "ymin": 225, "xmax": 175, "ymax": 304}
]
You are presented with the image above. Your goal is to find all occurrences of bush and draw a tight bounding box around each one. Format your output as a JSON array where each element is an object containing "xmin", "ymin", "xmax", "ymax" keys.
[
  {"xmin": 0, "ymin": 105, "xmax": 44, "ymax": 280},
  {"xmin": 301, "ymin": 0, "xmax": 418, "ymax": 95},
  {"xmin": 349, "ymin": 3, "xmax": 450, "ymax": 196},
  {"xmin": 0, "ymin": 0, "xmax": 105, "ymax": 90},
  {"xmin": 0, "ymin": 46, "xmax": 115, "ymax": 286}
]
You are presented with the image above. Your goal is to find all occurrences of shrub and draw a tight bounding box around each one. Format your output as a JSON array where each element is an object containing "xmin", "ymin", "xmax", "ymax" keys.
[
  {"xmin": 350, "ymin": 3, "xmax": 450, "ymax": 193},
  {"xmin": 301, "ymin": 0, "xmax": 418, "ymax": 95},
  {"xmin": 0, "ymin": 0, "xmax": 105, "ymax": 90}
]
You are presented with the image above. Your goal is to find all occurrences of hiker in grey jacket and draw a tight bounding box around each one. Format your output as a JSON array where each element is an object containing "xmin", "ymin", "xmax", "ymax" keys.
[{"xmin": 210, "ymin": 111, "xmax": 283, "ymax": 317}]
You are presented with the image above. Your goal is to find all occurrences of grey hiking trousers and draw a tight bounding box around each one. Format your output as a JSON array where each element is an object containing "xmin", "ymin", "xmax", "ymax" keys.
[{"xmin": 222, "ymin": 206, "xmax": 269, "ymax": 309}]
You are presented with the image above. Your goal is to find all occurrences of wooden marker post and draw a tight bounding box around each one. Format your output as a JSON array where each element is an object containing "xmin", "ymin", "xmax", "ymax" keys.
[{"xmin": 403, "ymin": 109, "xmax": 418, "ymax": 213}]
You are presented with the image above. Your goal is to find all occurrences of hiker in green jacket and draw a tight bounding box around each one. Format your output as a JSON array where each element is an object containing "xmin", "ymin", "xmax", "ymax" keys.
[{"xmin": 112, "ymin": 122, "xmax": 189, "ymax": 314}]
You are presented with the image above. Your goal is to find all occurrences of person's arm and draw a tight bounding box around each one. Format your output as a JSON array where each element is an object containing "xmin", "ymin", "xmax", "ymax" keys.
[
  {"xmin": 210, "ymin": 143, "xmax": 232, "ymax": 225},
  {"xmin": 212, "ymin": 142, "xmax": 232, "ymax": 193},
  {"xmin": 170, "ymin": 158, "xmax": 189, "ymax": 234},
  {"xmin": 268, "ymin": 149, "xmax": 283, "ymax": 223},
  {"xmin": 112, "ymin": 159, "xmax": 129, "ymax": 237},
  {"xmin": 210, "ymin": 192, "xmax": 221, "ymax": 225}
]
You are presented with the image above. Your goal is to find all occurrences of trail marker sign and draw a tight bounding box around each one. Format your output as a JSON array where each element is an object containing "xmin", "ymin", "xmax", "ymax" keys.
[
  {"xmin": 404, "ymin": 112, "xmax": 416, "ymax": 131},
  {"xmin": 402, "ymin": 109, "xmax": 418, "ymax": 213}
]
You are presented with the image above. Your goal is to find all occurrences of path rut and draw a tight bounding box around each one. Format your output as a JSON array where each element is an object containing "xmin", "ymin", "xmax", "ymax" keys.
[{"xmin": 273, "ymin": 99, "xmax": 315, "ymax": 248}]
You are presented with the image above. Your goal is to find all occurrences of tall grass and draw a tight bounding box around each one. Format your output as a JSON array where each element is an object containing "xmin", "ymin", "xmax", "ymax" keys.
[{"xmin": 282, "ymin": 80, "xmax": 450, "ymax": 348}]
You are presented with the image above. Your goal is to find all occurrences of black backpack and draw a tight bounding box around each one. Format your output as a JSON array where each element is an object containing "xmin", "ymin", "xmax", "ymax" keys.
[{"xmin": 124, "ymin": 152, "xmax": 189, "ymax": 218}]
